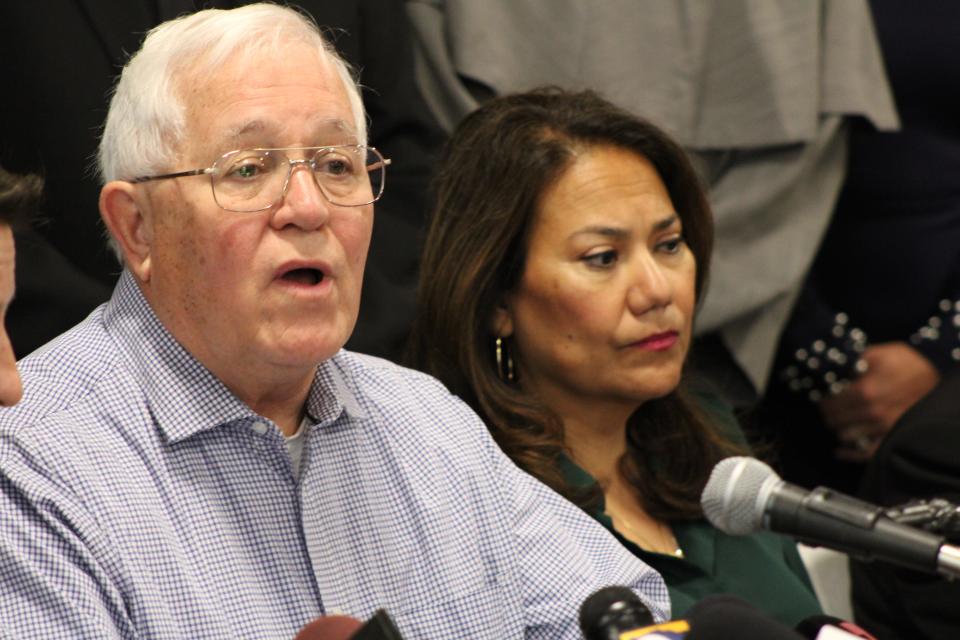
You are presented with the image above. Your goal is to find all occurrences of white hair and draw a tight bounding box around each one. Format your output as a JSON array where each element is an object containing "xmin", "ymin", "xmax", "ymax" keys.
[{"xmin": 98, "ymin": 3, "xmax": 367, "ymax": 185}]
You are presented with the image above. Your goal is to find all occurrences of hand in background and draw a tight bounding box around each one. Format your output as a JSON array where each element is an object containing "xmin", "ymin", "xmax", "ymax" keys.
[{"xmin": 820, "ymin": 341, "xmax": 940, "ymax": 462}]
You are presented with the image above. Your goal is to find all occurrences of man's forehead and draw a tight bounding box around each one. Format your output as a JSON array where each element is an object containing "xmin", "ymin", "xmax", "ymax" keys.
[
  {"xmin": 218, "ymin": 117, "xmax": 359, "ymax": 150},
  {"xmin": 178, "ymin": 45, "xmax": 359, "ymax": 153}
]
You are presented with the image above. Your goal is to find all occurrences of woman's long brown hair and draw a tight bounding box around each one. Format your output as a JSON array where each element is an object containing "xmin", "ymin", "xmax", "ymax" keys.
[{"xmin": 407, "ymin": 88, "xmax": 745, "ymax": 520}]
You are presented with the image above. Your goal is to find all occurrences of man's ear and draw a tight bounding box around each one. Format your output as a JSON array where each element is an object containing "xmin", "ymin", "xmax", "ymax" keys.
[
  {"xmin": 489, "ymin": 298, "xmax": 515, "ymax": 338},
  {"xmin": 100, "ymin": 181, "xmax": 153, "ymax": 282}
]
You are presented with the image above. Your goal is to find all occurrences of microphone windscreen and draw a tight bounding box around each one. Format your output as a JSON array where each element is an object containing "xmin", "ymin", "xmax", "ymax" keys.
[
  {"xmin": 686, "ymin": 595, "xmax": 805, "ymax": 639},
  {"xmin": 294, "ymin": 615, "xmax": 363, "ymax": 640},
  {"xmin": 580, "ymin": 585, "xmax": 655, "ymax": 640},
  {"xmin": 701, "ymin": 457, "xmax": 777, "ymax": 535}
]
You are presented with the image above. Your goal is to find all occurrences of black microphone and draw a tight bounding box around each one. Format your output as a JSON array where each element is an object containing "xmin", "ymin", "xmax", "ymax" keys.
[
  {"xmin": 579, "ymin": 585, "xmax": 655, "ymax": 640},
  {"xmin": 701, "ymin": 456, "xmax": 960, "ymax": 578},
  {"xmin": 587, "ymin": 595, "xmax": 804, "ymax": 640},
  {"xmin": 685, "ymin": 595, "xmax": 806, "ymax": 639},
  {"xmin": 580, "ymin": 593, "xmax": 806, "ymax": 639}
]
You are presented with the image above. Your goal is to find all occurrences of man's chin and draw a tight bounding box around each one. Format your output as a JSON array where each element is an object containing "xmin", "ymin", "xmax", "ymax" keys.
[
  {"xmin": 255, "ymin": 316, "xmax": 356, "ymax": 369},
  {"xmin": 269, "ymin": 339, "xmax": 344, "ymax": 369}
]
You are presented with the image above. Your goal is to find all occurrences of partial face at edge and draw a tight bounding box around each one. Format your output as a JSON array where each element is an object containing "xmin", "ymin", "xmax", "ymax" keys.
[
  {"xmin": 0, "ymin": 224, "xmax": 22, "ymax": 406},
  {"xmin": 497, "ymin": 145, "xmax": 697, "ymax": 416}
]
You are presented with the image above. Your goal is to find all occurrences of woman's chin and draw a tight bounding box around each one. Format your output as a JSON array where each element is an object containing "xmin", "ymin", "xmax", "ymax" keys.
[{"xmin": 631, "ymin": 373, "xmax": 683, "ymax": 404}]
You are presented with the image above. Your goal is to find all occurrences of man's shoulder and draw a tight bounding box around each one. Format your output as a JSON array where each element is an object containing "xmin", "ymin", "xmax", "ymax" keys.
[
  {"xmin": 330, "ymin": 350, "xmax": 456, "ymax": 403},
  {"xmin": 327, "ymin": 350, "xmax": 489, "ymax": 442}
]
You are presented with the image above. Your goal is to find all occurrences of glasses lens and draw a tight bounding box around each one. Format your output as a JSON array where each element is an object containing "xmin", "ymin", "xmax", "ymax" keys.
[
  {"xmin": 211, "ymin": 146, "xmax": 386, "ymax": 211},
  {"xmin": 212, "ymin": 149, "xmax": 288, "ymax": 212},
  {"xmin": 314, "ymin": 146, "xmax": 385, "ymax": 206}
]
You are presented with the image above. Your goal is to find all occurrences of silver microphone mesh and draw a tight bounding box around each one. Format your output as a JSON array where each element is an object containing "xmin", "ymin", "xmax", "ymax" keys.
[{"xmin": 701, "ymin": 456, "xmax": 779, "ymax": 535}]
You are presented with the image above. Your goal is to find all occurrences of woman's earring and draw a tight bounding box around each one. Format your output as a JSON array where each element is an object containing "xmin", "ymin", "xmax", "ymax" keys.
[{"xmin": 495, "ymin": 337, "xmax": 515, "ymax": 382}]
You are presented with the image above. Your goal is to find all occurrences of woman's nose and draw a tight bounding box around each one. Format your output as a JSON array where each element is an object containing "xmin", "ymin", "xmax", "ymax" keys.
[{"xmin": 627, "ymin": 258, "xmax": 673, "ymax": 314}]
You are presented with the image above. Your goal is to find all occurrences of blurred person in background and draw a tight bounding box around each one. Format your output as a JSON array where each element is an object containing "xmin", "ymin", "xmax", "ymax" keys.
[
  {"xmin": 760, "ymin": 1, "xmax": 960, "ymax": 497},
  {"xmin": 406, "ymin": 0, "xmax": 898, "ymax": 418}
]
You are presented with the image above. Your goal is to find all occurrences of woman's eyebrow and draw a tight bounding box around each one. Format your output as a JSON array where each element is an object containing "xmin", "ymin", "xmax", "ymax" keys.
[
  {"xmin": 653, "ymin": 213, "xmax": 680, "ymax": 231},
  {"xmin": 571, "ymin": 214, "xmax": 680, "ymax": 239},
  {"xmin": 571, "ymin": 225, "xmax": 629, "ymax": 239}
]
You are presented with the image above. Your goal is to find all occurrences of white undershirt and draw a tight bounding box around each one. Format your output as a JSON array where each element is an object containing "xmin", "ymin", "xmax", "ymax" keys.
[{"xmin": 284, "ymin": 417, "xmax": 309, "ymax": 480}]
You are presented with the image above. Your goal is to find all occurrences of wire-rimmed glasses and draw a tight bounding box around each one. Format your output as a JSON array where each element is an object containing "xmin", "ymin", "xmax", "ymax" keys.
[{"xmin": 130, "ymin": 145, "xmax": 390, "ymax": 212}]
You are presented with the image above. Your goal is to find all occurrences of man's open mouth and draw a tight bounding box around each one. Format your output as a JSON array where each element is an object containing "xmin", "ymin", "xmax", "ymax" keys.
[{"xmin": 280, "ymin": 267, "xmax": 324, "ymax": 286}]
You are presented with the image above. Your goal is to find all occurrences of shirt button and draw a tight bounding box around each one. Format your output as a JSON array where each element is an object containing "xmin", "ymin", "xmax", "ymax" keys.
[{"xmin": 252, "ymin": 421, "xmax": 269, "ymax": 435}]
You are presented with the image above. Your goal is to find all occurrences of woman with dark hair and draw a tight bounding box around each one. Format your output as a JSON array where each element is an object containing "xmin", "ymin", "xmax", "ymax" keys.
[{"xmin": 408, "ymin": 88, "xmax": 821, "ymax": 624}]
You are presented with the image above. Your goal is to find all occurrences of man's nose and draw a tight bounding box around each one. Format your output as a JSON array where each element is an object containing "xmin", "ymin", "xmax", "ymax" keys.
[{"xmin": 273, "ymin": 165, "xmax": 331, "ymax": 230}]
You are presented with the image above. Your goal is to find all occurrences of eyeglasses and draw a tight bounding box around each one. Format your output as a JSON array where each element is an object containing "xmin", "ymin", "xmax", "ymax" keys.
[{"xmin": 131, "ymin": 145, "xmax": 390, "ymax": 212}]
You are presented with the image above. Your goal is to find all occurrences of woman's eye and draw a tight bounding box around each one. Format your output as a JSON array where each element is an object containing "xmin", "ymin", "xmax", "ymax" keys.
[
  {"xmin": 583, "ymin": 250, "xmax": 618, "ymax": 268},
  {"xmin": 658, "ymin": 236, "xmax": 685, "ymax": 254}
]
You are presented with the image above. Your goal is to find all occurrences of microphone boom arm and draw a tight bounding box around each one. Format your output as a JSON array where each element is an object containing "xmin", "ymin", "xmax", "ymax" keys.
[{"xmin": 768, "ymin": 483, "xmax": 960, "ymax": 578}]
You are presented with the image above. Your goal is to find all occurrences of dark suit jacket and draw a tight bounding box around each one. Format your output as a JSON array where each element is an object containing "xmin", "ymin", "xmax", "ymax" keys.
[
  {"xmin": 0, "ymin": 0, "xmax": 442, "ymax": 360},
  {"xmin": 851, "ymin": 371, "xmax": 960, "ymax": 639}
]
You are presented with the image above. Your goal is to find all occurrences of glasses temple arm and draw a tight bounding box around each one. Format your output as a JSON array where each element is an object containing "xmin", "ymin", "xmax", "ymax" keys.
[{"xmin": 130, "ymin": 168, "xmax": 211, "ymax": 183}]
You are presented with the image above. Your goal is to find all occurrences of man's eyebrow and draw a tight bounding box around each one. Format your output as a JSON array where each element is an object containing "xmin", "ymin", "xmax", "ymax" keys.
[
  {"xmin": 224, "ymin": 120, "xmax": 266, "ymax": 142},
  {"xmin": 213, "ymin": 120, "xmax": 268, "ymax": 155},
  {"xmin": 220, "ymin": 118, "xmax": 358, "ymax": 150}
]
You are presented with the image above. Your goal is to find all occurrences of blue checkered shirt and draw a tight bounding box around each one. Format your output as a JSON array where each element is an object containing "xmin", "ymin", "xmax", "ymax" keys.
[{"xmin": 0, "ymin": 271, "xmax": 669, "ymax": 638}]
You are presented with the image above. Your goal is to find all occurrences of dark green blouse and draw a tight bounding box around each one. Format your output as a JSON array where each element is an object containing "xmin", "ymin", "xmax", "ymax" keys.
[{"xmin": 561, "ymin": 460, "xmax": 822, "ymax": 627}]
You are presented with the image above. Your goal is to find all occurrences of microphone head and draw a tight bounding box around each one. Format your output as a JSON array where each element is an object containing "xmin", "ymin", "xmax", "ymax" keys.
[
  {"xmin": 701, "ymin": 457, "xmax": 779, "ymax": 535},
  {"xmin": 579, "ymin": 585, "xmax": 654, "ymax": 640}
]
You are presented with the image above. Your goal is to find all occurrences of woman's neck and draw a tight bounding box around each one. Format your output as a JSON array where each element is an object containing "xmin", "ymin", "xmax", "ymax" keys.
[
  {"xmin": 559, "ymin": 400, "xmax": 683, "ymax": 557},
  {"xmin": 560, "ymin": 401, "xmax": 634, "ymax": 485}
]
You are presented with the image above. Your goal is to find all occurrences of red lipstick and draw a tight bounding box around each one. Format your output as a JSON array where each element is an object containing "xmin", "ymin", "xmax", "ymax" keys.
[{"xmin": 633, "ymin": 331, "xmax": 678, "ymax": 351}]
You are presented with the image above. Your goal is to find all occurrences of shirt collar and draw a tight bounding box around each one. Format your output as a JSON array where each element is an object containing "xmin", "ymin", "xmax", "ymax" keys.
[
  {"xmin": 103, "ymin": 270, "xmax": 365, "ymax": 443},
  {"xmin": 559, "ymin": 454, "xmax": 711, "ymax": 565},
  {"xmin": 559, "ymin": 454, "xmax": 598, "ymax": 489},
  {"xmin": 559, "ymin": 455, "xmax": 615, "ymax": 527},
  {"xmin": 306, "ymin": 354, "xmax": 368, "ymax": 426}
]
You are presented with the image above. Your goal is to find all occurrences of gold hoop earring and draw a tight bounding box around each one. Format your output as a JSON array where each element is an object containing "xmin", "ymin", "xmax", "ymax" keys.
[{"xmin": 495, "ymin": 337, "xmax": 515, "ymax": 382}]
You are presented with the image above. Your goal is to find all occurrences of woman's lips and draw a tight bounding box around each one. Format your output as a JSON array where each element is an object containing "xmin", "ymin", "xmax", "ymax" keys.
[{"xmin": 631, "ymin": 331, "xmax": 679, "ymax": 351}]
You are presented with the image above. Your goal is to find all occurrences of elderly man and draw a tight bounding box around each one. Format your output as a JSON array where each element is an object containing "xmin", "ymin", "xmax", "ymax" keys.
[
  {"xmin": 0, "ymin": 167, "xmax": 35, "ymax": 407},
  {"xmin": 0, "ymin": 5, "xmax": 667, "ymax": 638}
]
